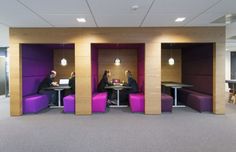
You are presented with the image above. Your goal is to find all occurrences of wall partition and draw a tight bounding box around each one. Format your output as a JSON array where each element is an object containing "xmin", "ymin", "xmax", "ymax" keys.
[{"xmin": 9, "ymin": 27, "xmax": 225, "ymax": 116}]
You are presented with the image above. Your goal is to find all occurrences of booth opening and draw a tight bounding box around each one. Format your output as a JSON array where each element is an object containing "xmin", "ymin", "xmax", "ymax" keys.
[
  {"xmin": 21, "ymin": 44, "xmax": 75, "ymax": 114},
  {"xmin": 91, "ymin": 43, "xmax": 145, "ymax": 113},
  {"xmin": 161, "ymin": 43, "xmax": 213, "ymax": 113}
]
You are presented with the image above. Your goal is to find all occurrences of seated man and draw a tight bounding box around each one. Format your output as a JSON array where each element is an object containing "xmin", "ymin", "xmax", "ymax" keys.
[
  {"xmin": 38, "ymin": 70, "xmax": 59, "ymax": 106},
  {"xmin": 69, "ymin": 71, "xmax": 75, "ymax": 94},
  {"xmin": 120, "ymin": 70, "xmax": 139, "ymax": 105}
]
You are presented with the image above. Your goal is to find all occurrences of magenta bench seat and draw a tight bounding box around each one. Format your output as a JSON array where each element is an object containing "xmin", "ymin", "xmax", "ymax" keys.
[
  {"xmin": 63, "ymin": 95, "xmax": 75, "ymax": 113},
  {"xmin": 161, "ymin": 93, "xmax": 173, "ymax": 112},
  {"xmin": 92, "ymin": 92, "xmax": 107, "ymax": 113},
  {"xmin": 23, "ymin": 94, "xmax": 49, "ymax": 113},
  {"xmin": 129, "ymin": 93, "xmax": 144, "ymax": 112}
]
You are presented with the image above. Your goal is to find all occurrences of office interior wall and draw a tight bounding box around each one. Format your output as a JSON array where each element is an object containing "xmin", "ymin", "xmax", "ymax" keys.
[
  {"xmin": 98, "ymin": 49, "xmax": 137, "ymax": 82},
  {"xmin": 9, "ymin": 27, "xmax": 225, "ymax": 115},
  {"xmin": 161, "ymin": 49, "xmax": 182, "ymax": 83},
  {"xmin": 53, "ymin": 49, "xmax": 75, "ymax": 82}
]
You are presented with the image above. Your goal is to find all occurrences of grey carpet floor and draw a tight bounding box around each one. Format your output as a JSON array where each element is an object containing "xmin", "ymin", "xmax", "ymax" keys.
[{"xmin": 1, "ymin": 97, "xmax": 236, "ymax": 152}]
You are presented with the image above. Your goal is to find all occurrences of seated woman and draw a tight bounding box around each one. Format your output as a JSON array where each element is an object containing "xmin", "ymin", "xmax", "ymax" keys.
[
  {"xmin": 120, "ymin": 70, "xmax": 139, "ymax": 105},
  {"xmin": 97, "ymin": 70, "xmax": 111, "ymax": 92},
  {"xmin": 97, "ymin": 70, "xmax": 115, "ymax": 104}
]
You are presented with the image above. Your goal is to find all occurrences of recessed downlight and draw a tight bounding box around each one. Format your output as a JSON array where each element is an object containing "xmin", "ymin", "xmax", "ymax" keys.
[
  {"xmin": 175, "ymin": 17, "xmax": 186, "ymax": 22},
  {"xmin": 131, "ymin": 5, "xmax": 139, "ymax": 11},
  {"xmin": 76, "ymin": 18, "xmax": 86, "ymax": 23}
]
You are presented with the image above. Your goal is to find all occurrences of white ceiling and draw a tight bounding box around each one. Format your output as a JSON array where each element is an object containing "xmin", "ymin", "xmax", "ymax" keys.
[{"xmin": 0, "ymin": 0, "xmax": 236, "ymax": 27}]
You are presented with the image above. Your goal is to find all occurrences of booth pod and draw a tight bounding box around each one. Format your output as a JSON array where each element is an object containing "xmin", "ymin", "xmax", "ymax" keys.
[
  {"xmin": 177, "ymin": 44, "xmax": 213, "ymax": 112},
  {"xmin": 22, "ymin": 44, "xmax": 75, "ymax": 114},
  {"xmin": 91, "ymin": 43, "xmax": 173, "ymax": 113}
]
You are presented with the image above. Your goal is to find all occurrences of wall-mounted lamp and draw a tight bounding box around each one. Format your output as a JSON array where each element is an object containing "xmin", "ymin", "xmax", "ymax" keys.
[{"xmin": 114, "ymin": 58, "xmax": 121, "ymax": 66}]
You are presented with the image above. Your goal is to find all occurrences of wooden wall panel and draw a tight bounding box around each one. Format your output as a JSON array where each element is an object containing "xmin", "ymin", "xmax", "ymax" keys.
[
  {"xmin": 53, "ymin": 49, "xmax": 75, "ymax": 82},
  {"xmin": 9, "ymin": 27, "xmax": 225, "ymax": 116},
  {"xmin": 98, "ymin": 49, "xmax": 137, "ymax": 82},
  {"xmin": 161, "ymin": 49, "xmax": 182, "ymax": 82}
]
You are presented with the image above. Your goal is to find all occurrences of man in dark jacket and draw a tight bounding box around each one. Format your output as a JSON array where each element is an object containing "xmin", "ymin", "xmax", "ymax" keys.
[
  {"xmin": 120, "ymin": 70, "xmax": 139, "ymax": 105},
  {"xmin": 69, "ymin": 72, "xmax": 75, "ymax": 94},
  {"xmin": 38, "ymin": 70, "xmax": 58, "ymax": 106}
]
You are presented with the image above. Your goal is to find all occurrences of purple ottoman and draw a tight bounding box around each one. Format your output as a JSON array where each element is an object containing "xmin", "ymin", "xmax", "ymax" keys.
[
  {"xmin": 23, "ymin": 94, "xmax": 49, "ymax": 114},
  {"xmin": 92, "ymin": 92, "xmax": 107, "ymax": 113},
  {"xmin": 161, "ymin": 93, "xmax": 173, "ymax": 112},
  {"xmin": 63, "ymin": 95, "xmax": 75, "ymax": 113},
  {"xmin": 129, "ymin": 93, "xmax": 144, "ymax": 113},
  {"xmin": 187, "ymin": 93, "xmax": 212, "ymax": 112}
]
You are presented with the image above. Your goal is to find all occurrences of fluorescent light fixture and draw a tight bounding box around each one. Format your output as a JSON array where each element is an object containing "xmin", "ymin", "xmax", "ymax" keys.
[
  {"xmin": 175, "ymin": 17, "xmax": 186, "ymax": 22},
  {"xmin": 76, "ymin": 18, "xmax": 86, "ymax": 23}
]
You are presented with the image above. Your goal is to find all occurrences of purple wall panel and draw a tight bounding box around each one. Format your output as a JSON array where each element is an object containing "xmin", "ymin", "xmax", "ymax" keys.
[
  {"xmin": 138, "ymin": 46, "xmax": 145, "ymax": 92},
  {"xmin": 22, "ymin": 44, "xmax": 53, "ymax": 96},
  {"xmin": 182, "ymin": 44, "xmax": 213, "ymax": 95},
  {"xmin": 91, "ymin": 45, "xmax": 98, "ymax": 94}
]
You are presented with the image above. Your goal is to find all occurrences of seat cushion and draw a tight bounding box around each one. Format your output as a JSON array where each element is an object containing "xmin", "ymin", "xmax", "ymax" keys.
[
  {"xmin": 23, "ymin": 94, "xmax": 49, "ymax": 113},
  {"xmin": 187, "ymin": 93, "xmax": 212, "ymax": 112},
  {"xmin": 161, "ymin": 93, "xmax": 173, "ymax": 112},
  {"xmin": 63, "ymin": 95, "xmax": 75, "ymax": 113},
  {"xmin": 92, "ymin": 92, "xmax": 107, "ymax": 113},
  {"xmin": 129, "ymin": 93, "xmax": 144, "ymax": 112}
]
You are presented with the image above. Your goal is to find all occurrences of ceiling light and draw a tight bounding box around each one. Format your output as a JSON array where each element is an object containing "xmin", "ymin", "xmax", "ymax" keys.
[
  {"xmin": 175, "ymin": 17, "xmax": 186, "ymax": 22},
  {"xmin": 114, "ymin": 58, "xmax": 121, "ymax": 66},
  {"xmin": 61, "ymin": 58, "xmax": 67, "ymax": 66},
  {"xmin": 131, "ymin": 5, "xmax": 139, "ymax": 11},
  {"xmin": 226, "ymin": 21, "xmax": 231, "ymax": 24},
  {"xmin": 226, "ymin": 14, "xmax": 232, "ymax": 18},
  {"xmin": 76, "ymin": 18, "xmax": 86, "ymax": 23},
  {"xmin": 168, "ymin": 57, "xmax": 175, "ymax": 66}
]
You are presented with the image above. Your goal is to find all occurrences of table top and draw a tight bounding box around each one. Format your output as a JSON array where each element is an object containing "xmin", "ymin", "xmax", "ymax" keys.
[
  {"xmin": 105, "ymin": 85, "xmax": 132, "ymax": 90},
  {"xmin": 225, "ymin": 79, "xmax": 236, "ymax": 83},
  {"xmin": 161, "ymin": 82, "xmax": 193, "ymax": 88},
  {"xmin": 45, "ymin": 85, "xmax": 71, "ymax": 90}
]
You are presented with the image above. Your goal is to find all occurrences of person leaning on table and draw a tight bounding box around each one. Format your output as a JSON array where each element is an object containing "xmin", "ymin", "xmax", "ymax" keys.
[
  {"xmin": 119, "ymin": 70, "xmax": 139, "ymax": 105},
  {"xmin": 38, "ymin": 70, "xmax": 58, "ymax": 106},
  {"xmin": 69, "ymin": 71, "xmax": 75, "ymax": 94}
]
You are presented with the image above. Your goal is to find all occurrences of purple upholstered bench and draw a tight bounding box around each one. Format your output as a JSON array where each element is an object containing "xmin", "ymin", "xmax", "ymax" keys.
[
  {"xmin": 92, "ymin": 92, "xmax": 107, "ymax": 113},
  {"xmin": 63, "ymin": 95, "xmax": 75, "ymax": 113},
  {"xmin": 187, "ymin": 93, "xmax": 212, "ymax": 112},
  {"xmin": 129, "ymin": 93, "xmax": 144, "ymax": 112},
  {"xmin": 178, "ymin": 89, "xmax": 212, "ymax": 112},
  {"xmin": 23, "ymin": 94, "xmax": 49, "ymax": 113},
  {"xmin": 161, "ymin": 93, "xmax": 173, "ymax": 112}
]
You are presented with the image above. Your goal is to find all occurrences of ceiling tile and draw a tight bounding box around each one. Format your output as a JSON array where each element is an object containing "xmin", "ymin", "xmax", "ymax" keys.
[
  {"xmin": 0, "ymin": 0, "xmax": 51, "ymax": 27},
  {"xmin": 87, "ymin": 0, "xmax": 154, "ymax": 27},
  {"xmin": 43, "ymin": 14, "xmax": 96, "ymax": 27},
  {"xmin": 18, "ymin": 0, "xmax": 90, "ymax": 14}
]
